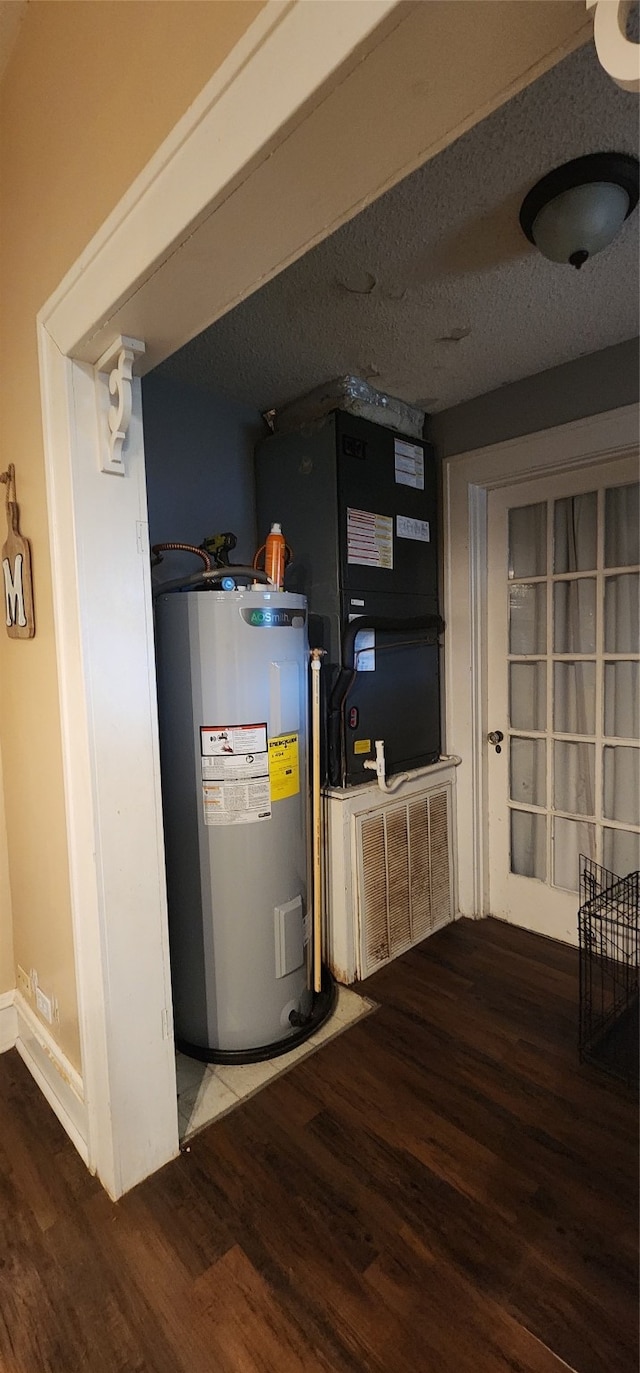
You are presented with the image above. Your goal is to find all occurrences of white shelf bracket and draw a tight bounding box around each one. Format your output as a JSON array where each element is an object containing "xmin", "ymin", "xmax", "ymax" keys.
[{"xmin": 95, "ymin": 335, "xmax": 146, "ymax": 475}]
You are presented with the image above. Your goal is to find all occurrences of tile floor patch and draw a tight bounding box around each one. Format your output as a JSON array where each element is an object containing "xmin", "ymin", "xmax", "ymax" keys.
[
  {"xmin": 177, "ymin": 985, "xmax": 375, "ymax": 1143},
  {"xmin": 178, "ymin": 1074, "xmax": 239, "ymax": 1137},
  {"xmin": 176, "ymin": 1053, "xmax": 208, "ymax": 1098}
]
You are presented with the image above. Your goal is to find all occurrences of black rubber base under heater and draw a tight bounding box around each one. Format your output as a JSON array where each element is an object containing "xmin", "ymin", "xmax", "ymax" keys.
[{"xmin": 176, "ymin": 965, "xmax": 337, "ymax": 1065}]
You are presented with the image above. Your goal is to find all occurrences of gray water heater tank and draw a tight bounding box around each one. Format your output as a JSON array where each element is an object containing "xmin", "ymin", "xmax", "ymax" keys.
[{"xmin": 155, "ymin": 587, "xmax": 312, "ymax": 1056}]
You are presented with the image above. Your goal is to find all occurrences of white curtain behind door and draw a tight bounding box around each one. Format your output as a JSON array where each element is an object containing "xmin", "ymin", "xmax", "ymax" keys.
[{"xmin": 509, "ymin": 482, "xmax": 639, "ymax": 887}]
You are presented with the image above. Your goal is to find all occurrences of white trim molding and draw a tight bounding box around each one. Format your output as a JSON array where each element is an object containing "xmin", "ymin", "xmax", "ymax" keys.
[
  {"xmin": 14, "ymin": 991, "xmax": 88, "ymax": 1163},
  {"xmin": 467, "ymin": 484, "xmax": 489, "ymax": 918},
  {"xmin": 443, "ymin": 403, "xmax": 639, "ymax": 920},
  {"xmin": 41, "ymin": 0, "xmax": 404, "ymax": 365},
  {"xmin": 0, "ymin": 990, "xmax": 17, "ymax": 1054},
  {"xmin": 39, "ymin": 326, "xmax": 180, "ymax": 1200}
]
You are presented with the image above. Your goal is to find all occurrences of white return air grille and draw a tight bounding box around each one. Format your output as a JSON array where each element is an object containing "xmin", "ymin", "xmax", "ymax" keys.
[{"xmin": 357, "ymin": 788, "xmax": 452, "ymax": 977}]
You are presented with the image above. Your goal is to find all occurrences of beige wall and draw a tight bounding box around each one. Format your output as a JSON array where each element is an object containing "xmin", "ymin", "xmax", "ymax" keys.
[
  {"xmin": 0, "ymin": 738, "xmax": 14, "ymax": 990},
  {"xmin": 0, "ymin": 0, "xmax": 264, "ymax": 1066}
]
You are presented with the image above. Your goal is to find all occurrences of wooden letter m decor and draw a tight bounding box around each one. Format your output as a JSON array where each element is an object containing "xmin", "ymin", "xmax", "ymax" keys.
[{"xmin": 1, "ymin": 466, "xmax": 35, "ymax": 639}]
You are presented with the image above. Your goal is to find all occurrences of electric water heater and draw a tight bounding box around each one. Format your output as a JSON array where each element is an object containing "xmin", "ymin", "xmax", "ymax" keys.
[{"xmin": 155, "ymin": 587, "xmax": 312, "ymax": 1058}]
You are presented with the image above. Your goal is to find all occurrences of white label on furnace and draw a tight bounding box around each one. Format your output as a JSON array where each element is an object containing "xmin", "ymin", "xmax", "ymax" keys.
[
  {"xmin": 348, "ymin": 615, "xmax": 375, "ymax": 672},
  {"xmin": 394, "ymin": 439, "xmax": 424, "ymax": 490},
  {"xmin": 396, "ymin": 515, "xmax": 430, "ymax": 543},
  {"xmin": 347, "ymin": 508, "xmax": 393, "ymax": 569}
]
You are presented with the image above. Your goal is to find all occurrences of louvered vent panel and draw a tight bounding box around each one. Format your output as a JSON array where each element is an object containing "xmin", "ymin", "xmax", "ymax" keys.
[
  {"xmin": 358, "ymin": 785, "xmax": 452, "ymax": 976},
  {"xmin": 385, "ymin": 807, "xmax": 411, "ymax": 953},
  {"xmin": 428, "ymin": 790, "xmax": 451, "ymax": 924},
  {"xmin": 408, "ymin": 798, "xmax": 431, "ymax": 941},
  {"xmin": 360, "ymin": 812, "xmax": 389, "ymax": 967}
]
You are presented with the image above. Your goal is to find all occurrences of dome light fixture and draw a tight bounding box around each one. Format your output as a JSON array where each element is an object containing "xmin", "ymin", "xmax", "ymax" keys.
[{"xmin": 519, "ymin": 151, "xmax": 639, "ymax": 269}]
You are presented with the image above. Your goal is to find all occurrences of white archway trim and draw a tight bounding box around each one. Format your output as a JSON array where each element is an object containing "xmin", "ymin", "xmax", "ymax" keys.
[
  {"xmin": 35, "ymin": 0, "xmax": 593, "ymax": 1196},
  {"xmin": 443, "ymin": 404, "xmax": 639, "ymax": 922},
  {"xmin": 40, "ymin": 1, "xmax": 590, "ymax": 369},
  {"xmin": 41, "ymin": 0, "xmax": 402, "ymax": 362},
  {"xmin": 37, "ymin": 0, "xmax": 406, "ymax": 1201}
]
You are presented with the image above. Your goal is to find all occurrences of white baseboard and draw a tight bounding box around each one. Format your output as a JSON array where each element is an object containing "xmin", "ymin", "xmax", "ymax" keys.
[
  {"xmin": 0, "ymin": 990, "xmax": 17, "ymax": 1054},
  {"xmin": 14, "ymin": 991, "xmax": 89, "ymax": 1166}
]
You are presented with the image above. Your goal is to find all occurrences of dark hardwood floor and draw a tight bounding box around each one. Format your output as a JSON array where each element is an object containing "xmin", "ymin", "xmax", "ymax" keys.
[{"xmin": 0, "ymin": 917, "xmax": 637, "ymax": 1373}]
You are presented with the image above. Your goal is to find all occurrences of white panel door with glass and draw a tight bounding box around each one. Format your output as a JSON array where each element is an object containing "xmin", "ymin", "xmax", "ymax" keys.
[{"xmin": 487, "ymin": 459, "xmax": 639, "ymax": 944}]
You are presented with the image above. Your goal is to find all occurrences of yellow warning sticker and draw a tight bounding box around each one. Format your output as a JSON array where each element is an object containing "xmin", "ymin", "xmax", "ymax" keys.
[
  {"xmin": 354, "ymin": 739, "xmax": 371, "ymax": 755},
  {"xmin": 269, "ymin": 733, "xmax": 300, "ymax": 801}
]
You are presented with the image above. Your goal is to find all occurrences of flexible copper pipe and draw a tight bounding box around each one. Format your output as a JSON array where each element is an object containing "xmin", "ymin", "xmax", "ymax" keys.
[{"xmin": 151, "ymin": 542, "xmax": 211, "ymax": 570}]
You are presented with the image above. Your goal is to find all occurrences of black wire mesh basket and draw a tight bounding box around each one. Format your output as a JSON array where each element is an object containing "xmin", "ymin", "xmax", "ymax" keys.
[{"xmin": 578, "ymin": 856, "xmax": 639, "ymax": 1089}]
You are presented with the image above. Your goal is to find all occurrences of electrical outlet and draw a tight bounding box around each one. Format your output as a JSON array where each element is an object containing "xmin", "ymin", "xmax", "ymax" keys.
[
  {"xmin": 35, "ymin": 987, "xmax": 53, "ymax": 1024},
  {"xmin": 17, "ymin": 965, "xmax": 31, "ymax": 997}
]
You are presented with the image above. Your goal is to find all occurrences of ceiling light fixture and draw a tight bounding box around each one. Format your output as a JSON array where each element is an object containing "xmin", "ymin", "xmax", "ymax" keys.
[{"xmin": 519, "ymin": 151, "xmax": 639, "ymax": 269}]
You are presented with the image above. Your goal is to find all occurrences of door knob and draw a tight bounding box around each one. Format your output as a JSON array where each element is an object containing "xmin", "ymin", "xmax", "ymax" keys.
[{"xmin": 488, "ymin": 730, "xmax": 504, "ymax": 753}]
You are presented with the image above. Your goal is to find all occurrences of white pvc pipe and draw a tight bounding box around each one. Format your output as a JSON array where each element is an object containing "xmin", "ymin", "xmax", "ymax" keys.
[
  {"xmin": 363, "ymin": 740, "xmax": 462, "ymax": 794},
  {"xmin": 363, "ymin": 739, "xmax": 408, "ymax": 793}
]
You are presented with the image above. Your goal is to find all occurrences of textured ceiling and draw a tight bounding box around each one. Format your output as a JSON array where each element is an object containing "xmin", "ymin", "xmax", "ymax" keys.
[{"xmin": 158, "ymin": 41, "xmax": 639, "ymax": 415}]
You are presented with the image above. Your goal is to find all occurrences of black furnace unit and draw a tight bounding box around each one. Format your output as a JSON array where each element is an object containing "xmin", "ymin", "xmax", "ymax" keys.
[{"xmin": 255, "ymin": 411, "xmax": 442, "ymax": 787}]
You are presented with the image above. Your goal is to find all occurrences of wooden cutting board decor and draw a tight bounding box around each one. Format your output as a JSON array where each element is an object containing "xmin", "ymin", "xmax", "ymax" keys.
[{"xmin": 1, "ymin": 465, "xmax": 35, "ymax": 638}]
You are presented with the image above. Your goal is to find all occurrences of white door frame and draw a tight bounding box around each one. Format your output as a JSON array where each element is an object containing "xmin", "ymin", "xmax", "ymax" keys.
[
  {"xmin": 443, "ymin": 403, "xmax": 639, "ymax": 924},
  {"xmin": 34, "ymin": 0, "xmax": 592, "ymax": 1197}
]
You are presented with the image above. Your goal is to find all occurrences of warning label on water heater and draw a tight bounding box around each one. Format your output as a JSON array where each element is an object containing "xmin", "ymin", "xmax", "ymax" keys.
[
  {"xmin": 200, "ymin": 723, "xmax": 271, "ymax": 825},
  {"xmin": 269, "ymin": 733, "xmax": 300, "ymax": 802},
  {"xmin": 201, "ymin": 724, "xmax": 267, "ymax": 756}
]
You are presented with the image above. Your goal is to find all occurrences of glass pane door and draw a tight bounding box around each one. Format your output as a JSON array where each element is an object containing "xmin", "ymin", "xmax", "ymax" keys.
[{"xmin": 487, "ymin": 460, "xmax": 639, "ymax": 944}]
